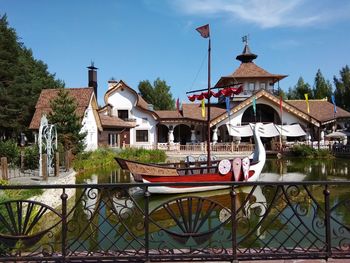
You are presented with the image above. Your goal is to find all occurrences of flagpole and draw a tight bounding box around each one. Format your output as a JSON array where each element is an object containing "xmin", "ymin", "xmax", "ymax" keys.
[{"xmin": 207, "ymin": 38, "xmax": 211, "ymax": 166}]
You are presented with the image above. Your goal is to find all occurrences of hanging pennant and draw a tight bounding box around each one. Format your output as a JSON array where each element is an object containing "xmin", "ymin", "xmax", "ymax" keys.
[{"xmin": 201, "ymin": 99, "xmax": 205, "ymax": 118}]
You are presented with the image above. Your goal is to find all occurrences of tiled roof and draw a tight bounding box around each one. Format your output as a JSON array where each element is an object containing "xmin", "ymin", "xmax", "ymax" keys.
[
  {"xmin": 99, "ymin": 114, "xmax": 136, "ymax": 128},
  {"xmin": 287, "ymin": 100, "xmax": 350, "ymax": 123},
  {"xmin": 182, "ymin": 103, "xmax": 226, "ymax": 121},
  {"xmin": 228, "ymin": 62, "xmax": 287, "ymax": 80},
  {"xmin": 155, "ymin": 110, "xmax": 183, "ymax": 119},
  {"xmin": 29, "ymin": 88, "xmax": 93, "ymax": 130},
  {"xmin": 154, "ymin": 104, "xmax": 226, "ymax": 121}
]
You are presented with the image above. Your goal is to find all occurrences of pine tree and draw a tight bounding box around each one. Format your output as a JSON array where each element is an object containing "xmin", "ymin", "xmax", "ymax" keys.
[
  {"xmin": 313, "ymin": 69, "xmax": 332, "ymax": 99},
  {"xmin": 334, "ymin": 65, "xmax": 350, "ymax": 111},
  {"xmin": 138, "ymin": 78, "xmax": 175, "ymax": 110},
  {"xmin": 0, "ymin": 14, "xmax": 64, "ymax": 139},
  {"xmin": 48, "ymin": 89, "xmax": 86, "ymax": 154}
]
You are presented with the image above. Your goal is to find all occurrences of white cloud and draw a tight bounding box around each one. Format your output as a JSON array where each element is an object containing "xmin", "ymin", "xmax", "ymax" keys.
[{"xmin": 170, "ymin": 0, "xmax": 350, "ymax": 28}]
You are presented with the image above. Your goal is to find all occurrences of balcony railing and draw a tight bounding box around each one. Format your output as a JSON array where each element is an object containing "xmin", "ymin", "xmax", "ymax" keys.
[
  {"xmin": 0, "ymin": 181, "xmax": 349, "ymax": 262},
  {"xmin": 122, "ymin": 142, "xmax": 254, "ymax": 153}
]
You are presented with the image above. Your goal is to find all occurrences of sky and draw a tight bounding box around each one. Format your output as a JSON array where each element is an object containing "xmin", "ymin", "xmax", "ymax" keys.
[{"xmin": 1, "ymin": 0, "xmax": 350, "ymax": 105}]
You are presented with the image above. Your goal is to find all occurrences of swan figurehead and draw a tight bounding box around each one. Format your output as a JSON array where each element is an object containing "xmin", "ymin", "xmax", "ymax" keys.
[{"xmin": 252, "ymin": 123, "xmax": 266, "ymax": 164}]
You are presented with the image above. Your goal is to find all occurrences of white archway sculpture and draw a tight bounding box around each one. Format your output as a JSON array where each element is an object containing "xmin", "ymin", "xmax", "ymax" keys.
[{"xmin": 38, "ymin": 115, "xmax": 57, "ymax": 177}]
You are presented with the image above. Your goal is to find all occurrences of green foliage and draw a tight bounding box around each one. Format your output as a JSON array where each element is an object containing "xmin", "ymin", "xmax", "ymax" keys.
[
  {"xmin": 287, "ymin": 77, "xmax": 313, "ymax": 100},
  {"xmin": 0, "ymin": 14, "xmax": 64, "ymax": 139},
  {"xmin": 0, "ymin": 139, "xmax": 19, "ymax": 163},
  {"xmin": 72, "ymin": 148, "xmax": 117, "ymax": 172},
  {"xmin": 138, "ymin": 78, "xmax": 175, "ymax": 110},
  {"xmin": 289, "ymin": 144, "xmax": 332, "ymax": 158},
  {"xmin": 334, "ymin": 65, "xmax": 350, "ymax": 111},
  {"xmin": 23, "ymin": 145, "xmax": 39, "ymax": 170},
  {"xmin": 313, "ymin": 69, "xmax": 332, "ymax": 99},
  {"xmin": 48, "ymin": 89, "xmax": 86, "ymax": 155},
  {"xmin": 116, "ymin": 148, "xmax": 167, "ymax": 163}
]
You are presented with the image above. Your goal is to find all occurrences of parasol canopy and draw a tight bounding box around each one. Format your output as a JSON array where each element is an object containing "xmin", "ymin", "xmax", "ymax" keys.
[{"xmin": 325, "ymin": 131, "xmax": 350, "ymax": 139}]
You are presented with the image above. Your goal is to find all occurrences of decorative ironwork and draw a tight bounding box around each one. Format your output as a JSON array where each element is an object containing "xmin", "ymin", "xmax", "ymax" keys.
[
  {"xmin": 0, "ymin": 182, "xmax": 349, "ymax": 262},
  {"xmin": 38, "ymin": 115, "xmax": 57, "ymax": 177}
]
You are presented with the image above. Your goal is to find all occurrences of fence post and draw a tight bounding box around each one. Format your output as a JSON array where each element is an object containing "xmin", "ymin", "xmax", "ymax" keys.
[
  {"xmin": 65, "ymin": 151, "xmax": 70, "ymax": 171},
  {"xmin": 61, "ymin": 189, "xmax": 68, "ymax": 262},
  {"xmin": 144, "ymin": 187, "xmax": 150, "ymax": 262},
  {"xmin": 54, "ymin": 152, "xmax": 60, "ymax": 177},
  {"xmin": 20, "ymin": 149, "xmax": 24, "ymax": 171},
  {"xmin": 1, "ymin": 157, "xmax": 8, "ymax": 180},
  {"xmin": 324, "ymin": 184, "xmax": 331, "ymax": 259},
  {"xmin": 231, "ymin": 186, "xmax": 237, "ymax": 262},
  {"xmin": 42, "ymin": 153, "xmax": 48, "ymax": 180}
]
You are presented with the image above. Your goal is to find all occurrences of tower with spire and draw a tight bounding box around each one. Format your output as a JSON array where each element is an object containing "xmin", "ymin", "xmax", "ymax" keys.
[{"xmin": 215, "ymin": 36, "xmax": 287, "ymax": 102}]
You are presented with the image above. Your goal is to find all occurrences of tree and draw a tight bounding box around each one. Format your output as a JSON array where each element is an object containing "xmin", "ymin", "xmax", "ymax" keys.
[
  {"xmin": 287, "ymin": 77, "xmax": 313, "ymax": 100},
  {"xmin": 334, "ymin": 65, "xmax": 350, "ymax": 111},
  {"xmin": 138, "ymin": 78, "xmax": 175, "ymax": 110},
  {"xmin": 313, "ymin": 69, "xmax": 332, "ymax": 99},
  {"xmin": 0, "ymin": 14, "xmax": 64, "ymax": 139},
  {"xmin": 48, "ymin": 89, "xmax": 86, "ymax": 154}
]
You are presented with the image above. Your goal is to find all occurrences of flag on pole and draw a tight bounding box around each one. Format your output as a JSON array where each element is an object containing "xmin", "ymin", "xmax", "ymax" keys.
[
  {"xmin": 201, "ymin": 99, "xmax": 205, "ymax": 118},
  {"xmin": 176, "ymin": 98, "xmax": 180, "ymax": 113},
  {"xmin": 304, "ymin": 93, "xmax": 310, "ymax": 114},
  {"xmin": 225, "ymin": 97, "xmax": 230, "ymax": 116},
  {"xmin": 196, "ymin": 24, "xmax": 210, "ymax": 38},
  {"xmin": 252, "ymin": 96, "xmax": 256, "ymax": 116},
  {"xmin": 331, "ymin": 95, "xmax": 337, "ymax": 113}
]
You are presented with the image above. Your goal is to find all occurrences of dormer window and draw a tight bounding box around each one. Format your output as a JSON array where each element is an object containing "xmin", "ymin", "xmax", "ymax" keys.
[{"xmin": 118, "ymin": 110, "xmax": 129, "ymax": 120}]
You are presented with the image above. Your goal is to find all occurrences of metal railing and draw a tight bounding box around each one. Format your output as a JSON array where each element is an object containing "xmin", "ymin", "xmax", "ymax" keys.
[
  {"xmin": 0, "ymin": 181, "xmax": 349, "ymax": 262},
  {"xmin": 122, "ymin": 142, "xmax": 255, "ymax": 153}
]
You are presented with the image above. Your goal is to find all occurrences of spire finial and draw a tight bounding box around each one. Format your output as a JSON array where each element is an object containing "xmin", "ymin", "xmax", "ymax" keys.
[{"xmin": 242, "ymin": 35, "xmax": 249, "ymax": 45}]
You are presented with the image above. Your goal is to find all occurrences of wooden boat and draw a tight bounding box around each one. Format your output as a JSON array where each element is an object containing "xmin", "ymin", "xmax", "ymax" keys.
[{"xmin": 116, "ymin": 123, "xmax": 266, "ymax": 194}]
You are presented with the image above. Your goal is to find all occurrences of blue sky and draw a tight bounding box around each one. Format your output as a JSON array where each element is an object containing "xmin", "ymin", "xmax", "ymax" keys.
[{"xmin": 1, "ymin": 0, "xmax": 350, "ymax": 105}]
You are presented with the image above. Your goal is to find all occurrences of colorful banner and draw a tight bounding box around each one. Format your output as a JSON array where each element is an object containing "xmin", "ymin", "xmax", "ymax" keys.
[
  {"xmin": 304, "ymin": 93, "xmax": 310, "ymax": 114},
  {"xmin": 331, "ymin": 95, "xmax": 337, "ymax": 113},
  {"xmin": 225, "ymin": 97, "xmax": 230, "ymax": 116},
  {"xmin": 252, "ymin": 96, "xmax": 256, "ymax": 116},
  {"xmin": 201, "ymin": 99, "xmax": 205, "ymax": 118}
]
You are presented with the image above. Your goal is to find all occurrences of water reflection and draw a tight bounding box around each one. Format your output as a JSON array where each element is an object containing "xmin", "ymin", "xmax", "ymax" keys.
[
  {"xmin": 77, "ymin": 157, "xmax": 350, "ymax": 185},
  {"xmin": 67, "ymin": 158, "xmax": 350, "ymax": 253}
]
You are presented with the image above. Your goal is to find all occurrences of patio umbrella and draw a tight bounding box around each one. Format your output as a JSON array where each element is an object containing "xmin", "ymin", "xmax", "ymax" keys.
[{"xmin": 325, "ymin": 131, "xmax": 350, "ymax": 138}]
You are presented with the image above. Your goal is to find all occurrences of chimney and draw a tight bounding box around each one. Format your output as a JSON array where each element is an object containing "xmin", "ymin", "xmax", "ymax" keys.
[{"xmin": 87, "ymin": 62, "xmax": 98, "ymax": 102}]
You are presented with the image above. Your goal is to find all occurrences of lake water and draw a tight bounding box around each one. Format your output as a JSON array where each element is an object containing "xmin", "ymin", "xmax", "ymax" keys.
[
  {"xmin": 78, "ymin": 157, "xmax": 350, "ymax": 184},
  {"xmin": 31, "ymin": 157, "xmax": 350, "ymax": 258},
  {"xmin": 2, "ymin": 157, "xmax": 350, "ymax": 261}
]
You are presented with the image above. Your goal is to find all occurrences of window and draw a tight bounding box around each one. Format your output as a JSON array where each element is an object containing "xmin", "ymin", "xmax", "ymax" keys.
[
  {"xmin": 142, "ymin": 117, "xmax": 148, "ymax": 123},
  {"xmin": 118, "ymin": 110, "xmax": 129, "ymax": 120},
  {"xmin": 136, "ymin": 130, "xmax": 148, "ymax": 142},
  {"xmin": 260, "ymin": 83, "xmax": 266, "ymax": 90},
  {"xmin": 108, "ymin": 133, "xmax": 117, "ymax": 146},
  {"xmin": 249, "ymin": 83, "xmax": 255, "ymax": 91}
]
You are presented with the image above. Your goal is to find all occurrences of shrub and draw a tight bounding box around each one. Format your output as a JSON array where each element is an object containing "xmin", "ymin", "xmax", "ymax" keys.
[
  {"xmin": 0, "ymin": 140, "xmax": 19, "ymax": 163},
  {"xmin": 116, "ymin": 148, "xmax": 167, "ymax": 163},
  {"xmin": 290, "ymin": 144, "xmax": 332, "ymax": 158},
  {"xmin": 23, "ymin": 145, "xmax": 39, "ymax": 170},
  {"xmin": 72, "ymin": 148, "xmax": 117, "ymax": 172}
]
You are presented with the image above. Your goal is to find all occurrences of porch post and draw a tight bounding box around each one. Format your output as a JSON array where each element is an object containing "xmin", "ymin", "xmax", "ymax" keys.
[
  {"xmin": 212, "ymin": 127, "xmax": 218, "ymax": 144},
  {"xmin": 191, "ymin": 129, "xmax": 196, "ymax": 143},
  {"xmin": 168, "ymin": 128, "xmax": 174, "ymax": 144}
]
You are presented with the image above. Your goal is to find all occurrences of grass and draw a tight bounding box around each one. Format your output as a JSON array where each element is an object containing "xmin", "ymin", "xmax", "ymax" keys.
[
  {"xmin": 72, "ymin": 147, "xmax": 117, "ymax": 172},
  {"xmin": 72, "ymin": 147, "xmax": 167, "ymax": 172},
  {"xmin": 116, "ymin": 148, "xmax": 167, "ymax": 163}
]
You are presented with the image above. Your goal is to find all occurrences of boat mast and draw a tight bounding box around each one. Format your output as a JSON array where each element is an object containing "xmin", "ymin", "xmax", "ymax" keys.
[{"xmin": 207, "ymin": 37, "xmax": 211, "ymax": 166}]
